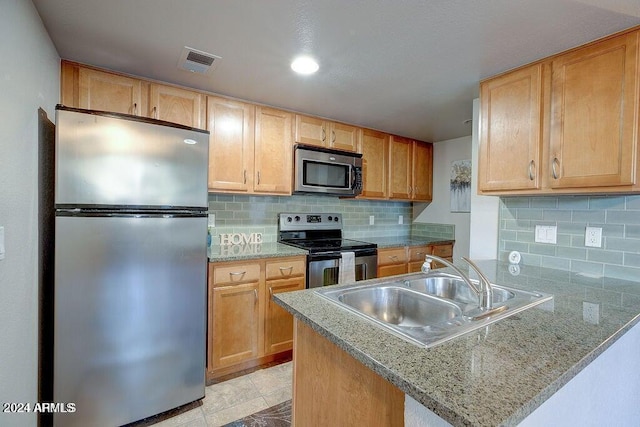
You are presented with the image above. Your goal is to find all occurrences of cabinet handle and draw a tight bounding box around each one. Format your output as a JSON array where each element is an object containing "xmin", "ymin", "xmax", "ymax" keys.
[
  {"xmin": 552, "ymin": 157, "xmax": 560, "ymax": 179},
  {"xmin": 322, "ymin": 128, "xmax": 326, "ymax": 142},
  {"xmin": 229, "ymin": 271, "xmax": 246, "ymax": 280},
  {"xmin": 254, "ymin": 289, "xmax": 258, "ymax": 301},
  {"xmin": 528, "ymin": 160, "xmax": 535, "ymax": 181},
  {"xmin": 133, "ymin": 103, "xmax": 137, "ymax": 115},
  {"xmin": 269, "ymin": 287, "xmax": 273, "ymax": 298},
  {"xmin": 389, "ymin": 255, "xmax": 398, "ymax": 260},
  {"xmin": 152, "ymin": 106, "xmax": 157, "ymax": 119},
  {"xmin": 279, "ymin": 266, "xmax": 294, "ymax": 276},
  {"xmin": 243, "ymin": 170, "xmax": 247, "ymax": 184},
  {"xmin": 332, "ymin": 130, "xmax": 336, "ymax": 143},
  {"xmin": 257, "ymin": 171, "xmax": 261, "ymax": 185}
]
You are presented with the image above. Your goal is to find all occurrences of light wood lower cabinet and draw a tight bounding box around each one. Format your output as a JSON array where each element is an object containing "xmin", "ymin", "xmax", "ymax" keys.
[
  {"xmin": 377, "ymin": 247, "xmax": 408, "ymax": 278},
  {"xmin": 208, "ymin": 256, "xmax": 305, "ymax": 380},
  {"xmin": 378, "ymin": 243, "xmax": 454, "ymax": 278},
  {"xmin": 292, "ymin": 320, "xmax": 404, "ymax": 426}
]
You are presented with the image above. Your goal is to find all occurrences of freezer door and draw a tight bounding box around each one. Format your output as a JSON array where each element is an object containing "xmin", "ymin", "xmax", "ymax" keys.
[
  {"xmin": 53, "ymin": 215, "xmax": 207, "ymax": 426},
  {"xmin": 56, "ymin": 109, "xmax": 208, "ymax": 208}
]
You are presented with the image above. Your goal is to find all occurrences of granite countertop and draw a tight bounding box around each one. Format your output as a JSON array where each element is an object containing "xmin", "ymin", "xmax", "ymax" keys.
[
  {"xmin": 274, "ymin": 260, "xmax": 640, "ymax": 426},
  {"xmin": 361, "ymin": 235, "xmax": 455, "ymax": 248},
  {"xmin": 208, "ymin": 242, "xmax": 307, "ymax": 262}
]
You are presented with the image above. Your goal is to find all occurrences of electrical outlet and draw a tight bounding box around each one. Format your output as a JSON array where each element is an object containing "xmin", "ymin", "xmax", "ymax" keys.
[
  {"xmin": 585, "ymin": 227, "xmax": 602, "ymax": 248},
  {"xmin": 398, "ymin": 215, "xmax": 403, "ymax": 225},
  {"xmin": 583, "ymin": 302, "xmax": 600, "ymax": 325},
  {"xmin": 534, "ymin": 225, "xmax": 557, "ymax": 244},
  {"xmin": 369, "ymin": 215, "xmax": 375, "ymax": 225}
]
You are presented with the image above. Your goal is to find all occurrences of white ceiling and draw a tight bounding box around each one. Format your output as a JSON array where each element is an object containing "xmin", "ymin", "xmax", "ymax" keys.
[{"xmin": 32, "ymin": 0, "xmax": 640, "ymax": 142}]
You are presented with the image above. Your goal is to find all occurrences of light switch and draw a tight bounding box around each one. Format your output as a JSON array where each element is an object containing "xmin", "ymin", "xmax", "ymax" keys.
[
  {"xmin": 534, "ymin": 225, "xmax": 557, "ymax": 244},
  {"xmin": 0, "ymin": 226, "xmax": 5, "ymax": 260},
  {"xmin": 398, "ymin": 215, "xmax": 403, "ymax": 225},
  {"xmin": 369, "ymin": 215, "xmax": 375, "ymax": 225}
]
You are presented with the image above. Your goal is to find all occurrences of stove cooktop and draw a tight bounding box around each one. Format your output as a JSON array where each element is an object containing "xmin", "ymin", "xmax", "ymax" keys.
[{"xmin": 281, "ymin": 238, "xmax": 376, "ymax": 253}]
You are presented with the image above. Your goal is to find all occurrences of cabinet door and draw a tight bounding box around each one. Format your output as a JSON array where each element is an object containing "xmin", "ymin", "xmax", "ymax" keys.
[
  {"xmin": 210, "ymin": 281, "xmax": 260, "ymax": 369},
  {"xmin": 378, "ymin": 264, "xmax": 408, "ymax": 278},
  {"xmin": 254, "ymin": 107, "xmax": 293, "ymax": 194},
  {"xmin": 360, "ymin": 129, "xmax": 389, "ymax": 199},
  {"xmin": 550, "ymin": 31, "xmax": 639, "ymax": 189},
  {"xmin": 207, "ymin": 96, "xmax": 254, "ymax": 192},
  {"xmin": 330, "ymin": 123, "xmax": 361, "ymax": 153},
  {"xmin": 149, "ymin": 84, "xmax": 205, "ymax": 128},
  {"xmin": 412, "ymin": 141, "xmax": 433, "ymax": 201},
  {"xmin": 265, "ymin": 276, "xmax": 305, "ymax": 355},
  {"xmin": 295, "ymin": 115, "xmax": 326, "ymax": 147},
  {"xmin": 78, "ymin": 68, "xmax": 145, "ymax": 116},
  {"xmin": 388, "ymin": 136, "xmax": 412, "ymax": 200},
  {"xmin": 479, "ymin": 64, "xmax": 543, "ymax": 191}
]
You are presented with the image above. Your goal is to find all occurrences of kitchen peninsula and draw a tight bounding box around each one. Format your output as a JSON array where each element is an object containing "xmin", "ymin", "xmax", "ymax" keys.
[{"xmin": 275, "ymin": 261, "xmax": 640, "ymax": 426}]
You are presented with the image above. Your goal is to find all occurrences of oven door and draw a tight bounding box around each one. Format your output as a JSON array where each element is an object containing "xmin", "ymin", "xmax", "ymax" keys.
[{"xmin": 307, "ymin": 251, "xmax": 377, "ymax": 288}]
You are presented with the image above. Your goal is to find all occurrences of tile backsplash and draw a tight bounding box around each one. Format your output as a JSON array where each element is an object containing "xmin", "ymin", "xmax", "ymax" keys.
[
  {"xmin": 207, "ymin": 194, "xmax": 454, "ymax": 244},
  {"xmin": 499, "ymin": 195, "xmax": 640, "ymax": 281}
]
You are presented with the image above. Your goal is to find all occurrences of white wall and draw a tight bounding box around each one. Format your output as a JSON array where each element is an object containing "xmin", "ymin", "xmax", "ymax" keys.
[
  {"xmin": 468, "ymin": 98, "xmax": 500, "ymax": 260},
  {"xmin": 414, "ymin": 136, "xmax": 472, "ymax": 260},
  {"xmin": 0, "ymin": 1, "xmax": 59, "ymax": 425}
]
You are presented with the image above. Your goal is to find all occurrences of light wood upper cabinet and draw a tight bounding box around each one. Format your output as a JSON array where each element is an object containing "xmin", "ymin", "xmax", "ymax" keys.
[
  {"xmin": 253, "ymin": 107, "xmax": 293, "ymax": 195},
  {"xmin": 388, "ymin": 136, "xmax": 433, "ymax": 201},
  {"xmin": 549, "ymin": 31, "xmax": 639, "ymax": 189},
  {"xmin": 148, "ymin": 84, "xmax": 205, "ymax": 128},
  {"xmin": 479, "ymin": 63, "xmax": 544, "ymax": 192},
  {"xmin": 295, "ymin": 114, "xmax": 361, "ymax": 153},
  {"xmin": 77, "ymin": 67, "xmax": 145, "ymax": 116},
  {"xmin": 388, "ymin": 136, "xmax": 412, "ymax": 199},
  {"xmin": 295, "ymin": 115, "xmax": 326, "ymax": 147},
  {"xmin": 330, "ymin": 122, "xmax": 361, "ymax": 152},
  {"xmin": 207, "ymin": 96, "xmax": 255, "ymax": 192},
  {"xmin": 413, "ymin": 141, "xmax": 434, "ymax": 201},
  {"xmin": 479, "ymin": 28, "xmax": 640, "ymax": 195},
  {"xmin": 360, "ymin": 129, "xmax": 389, "ymax": 199}
]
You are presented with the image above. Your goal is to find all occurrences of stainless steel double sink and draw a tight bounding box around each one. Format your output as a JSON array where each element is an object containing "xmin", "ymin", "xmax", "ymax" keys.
[{"xmin": 316, "ymin": 272, "xmax": 552, "ymax": 348}]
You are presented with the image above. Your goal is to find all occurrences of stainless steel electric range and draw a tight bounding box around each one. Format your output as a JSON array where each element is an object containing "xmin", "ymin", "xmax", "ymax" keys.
[{"xmin": 278, "ymin": 213, "xmax": 377, "ymax": 288}]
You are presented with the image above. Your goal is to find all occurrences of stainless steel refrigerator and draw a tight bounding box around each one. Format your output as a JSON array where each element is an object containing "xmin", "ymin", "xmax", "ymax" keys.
[{"xmin": 53, "ymin": 106, "xmax": 209, "ymax": 426}]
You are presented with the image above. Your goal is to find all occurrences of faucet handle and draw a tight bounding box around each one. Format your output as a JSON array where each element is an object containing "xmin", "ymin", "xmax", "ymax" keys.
[{"xmin": 421, "ymin": 258, "xmax": 432, "ymax": 273}]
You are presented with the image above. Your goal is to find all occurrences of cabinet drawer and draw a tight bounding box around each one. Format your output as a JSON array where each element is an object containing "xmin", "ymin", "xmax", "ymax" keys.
[
  {"xmin": 212, "ymin": 262, "xmax": 261, "ymax": 286},
  {"xmin": 408, "ymin": 245, "xmax": 431, "ymax": 262},
  {"xmin": 266, "ymin": 257, "xmax": 306, "ymax": 279},
  {"xmin": 377, "ymin": 247, "xmax": 408, "ymax": 265},
  {"xmin": 431, "ymin": 244, "xmax": 453, "ymax": 258}
]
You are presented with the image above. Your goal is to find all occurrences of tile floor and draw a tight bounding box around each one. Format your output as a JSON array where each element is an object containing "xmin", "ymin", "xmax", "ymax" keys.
[{"xmin": 151, "ymin": 362, "xmax": 293, "ymax": 427}]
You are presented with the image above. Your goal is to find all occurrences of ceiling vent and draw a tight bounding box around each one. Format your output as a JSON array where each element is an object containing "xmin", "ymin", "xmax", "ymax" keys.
[{"xmin": 178, "ymin": 47, "xmax": 221, "ymax": 75}]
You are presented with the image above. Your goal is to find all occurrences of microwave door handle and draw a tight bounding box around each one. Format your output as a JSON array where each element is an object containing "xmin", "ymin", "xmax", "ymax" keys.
[{"xmin": 351, "ymin": 165, "xmax": 357, "ymax": 189}]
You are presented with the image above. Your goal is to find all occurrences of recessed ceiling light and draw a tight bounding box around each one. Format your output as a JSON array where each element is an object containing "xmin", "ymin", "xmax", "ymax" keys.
[{"xmin": 291, "ymin": 56, "xmax": 319, "ymax": 75}]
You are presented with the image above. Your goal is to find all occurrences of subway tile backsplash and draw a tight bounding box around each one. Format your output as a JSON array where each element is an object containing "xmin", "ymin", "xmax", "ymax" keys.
[
  {"xmin": 207, "ymin": 194, "xmax": 455, "ymax": 244},
  {"xmin": 499, "ymin": 195, "xmax": 640, "ymax": 281}
]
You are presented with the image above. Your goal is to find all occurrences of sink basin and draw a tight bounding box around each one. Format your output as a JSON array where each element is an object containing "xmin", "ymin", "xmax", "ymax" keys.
[
  {"xmin": 402, "ymin": 273, "xmax": 515, "ymax": 305},
  {"xmin": 316, "ymin": 273, "xmax": 552, "ymax": 348},
  {"xmin": 337, "ymin": 285, "xmax": 462, "ymax": 327}
]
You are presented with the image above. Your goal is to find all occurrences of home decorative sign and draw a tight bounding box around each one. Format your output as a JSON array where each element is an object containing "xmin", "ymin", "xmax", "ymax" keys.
[{"xmin": 219, "ymin": 233, "xmax": 263, "ymax": 246}]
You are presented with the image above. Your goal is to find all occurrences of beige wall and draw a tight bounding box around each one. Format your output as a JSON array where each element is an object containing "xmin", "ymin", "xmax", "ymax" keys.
[
  {"xmin": 0, "ymin": 1, "xmax": 59, "ymax": 425},
  {"xmin": 414, "ymin": 135, "xmax": 472, "ymax": 260}
]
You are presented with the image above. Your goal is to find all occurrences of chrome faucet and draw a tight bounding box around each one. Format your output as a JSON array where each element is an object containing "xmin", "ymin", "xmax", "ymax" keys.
[{"xmin": 423, "ymin": 255, "xmax": 494, "ymax": 310}]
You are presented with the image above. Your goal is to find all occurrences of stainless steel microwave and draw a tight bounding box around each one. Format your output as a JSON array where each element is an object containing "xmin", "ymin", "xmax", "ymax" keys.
[{"xmin": 293, "ymin": 145, "xmax": 363, "ymax": 197}]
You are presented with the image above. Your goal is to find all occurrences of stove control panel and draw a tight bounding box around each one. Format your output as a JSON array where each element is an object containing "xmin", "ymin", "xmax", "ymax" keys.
[{"xmin": 279, "ymin": 213, "xmax": 342, "ymax": 231}]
